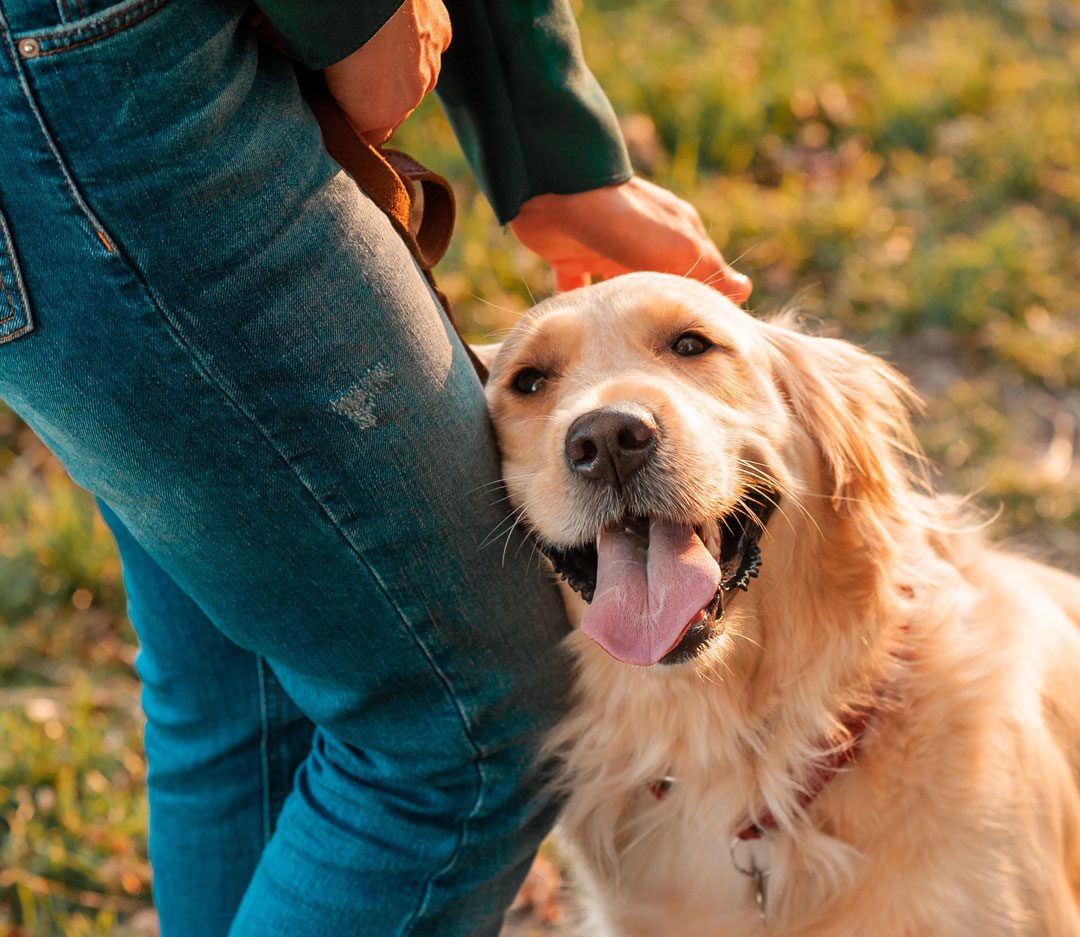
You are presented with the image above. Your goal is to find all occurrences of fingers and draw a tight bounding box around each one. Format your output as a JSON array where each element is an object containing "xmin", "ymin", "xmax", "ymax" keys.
[
  {"xmin": 546, "ymin": 180, "xmax": 753, "ymax": 302},
  {"xmin": 361, "ymin": 126, "xmax": 396, "ymax": 146},
  {"xmin": 682, "ymin": 248, "xmax": 753, "ymax": 302},
  {"xmin": 574, "ymin": 218, "xmax": 752, "ymax": 302},
  {"xmin": 555, "ymin": 269, "xmax": 591, "ymax": 292},
  {"xmin": 616, "ymin": 190, "xmax": 754, "ymax": 300},
  {"xmin": 324, "ymin": 0, "xmax": 448, "ymax": 145},
  {"xmin": 511, "ymin": 180, "xmax": 754, "ymax": 302},
  {"xmin": 704, "ymin": 265, "xmax": 753, "ymax": 302}
]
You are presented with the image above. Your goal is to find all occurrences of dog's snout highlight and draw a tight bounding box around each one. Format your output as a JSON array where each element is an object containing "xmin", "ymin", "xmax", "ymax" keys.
[{"xmin": 564, "ymin": 406, "xmax": 658, "ymax": 487}]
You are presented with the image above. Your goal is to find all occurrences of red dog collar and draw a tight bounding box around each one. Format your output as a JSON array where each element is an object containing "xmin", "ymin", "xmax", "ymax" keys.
[{"xmin": 647, "ymin": 701, "xmax": 878, "ymax": 842}]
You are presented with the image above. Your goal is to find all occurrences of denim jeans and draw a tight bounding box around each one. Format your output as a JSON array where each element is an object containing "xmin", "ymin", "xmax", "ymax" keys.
[{"xmin": 0, "ymin": 0, "xmax": 570, "ymax": 933}]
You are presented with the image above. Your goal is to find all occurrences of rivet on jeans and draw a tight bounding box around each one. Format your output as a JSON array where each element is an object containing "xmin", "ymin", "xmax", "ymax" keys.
[{"xmin": 17, "ymin": 38, "xmax": 41, "ymax": 59}]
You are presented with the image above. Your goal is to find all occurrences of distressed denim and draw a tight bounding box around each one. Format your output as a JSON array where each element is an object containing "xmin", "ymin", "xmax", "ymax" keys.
[{"xmin": 0, "ymin": 0, "xmax": 570, "ymax": 934}]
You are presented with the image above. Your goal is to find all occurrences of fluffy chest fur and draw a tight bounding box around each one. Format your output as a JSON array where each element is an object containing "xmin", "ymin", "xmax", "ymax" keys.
[{"xmin": 548, "ymin": 545, "xmax": 1080, "ymax": 937}]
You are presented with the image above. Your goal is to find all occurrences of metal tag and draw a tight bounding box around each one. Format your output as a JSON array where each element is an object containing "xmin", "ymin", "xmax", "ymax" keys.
[{"xmin": 730, "ymin": 835, "xmax": 771, "ymax": 926}]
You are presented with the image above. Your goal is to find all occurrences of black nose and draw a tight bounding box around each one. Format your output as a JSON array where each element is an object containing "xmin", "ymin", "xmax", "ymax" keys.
[{"xmin": 565, "ymin": 406, "xmax": 658, "ymax": 486}]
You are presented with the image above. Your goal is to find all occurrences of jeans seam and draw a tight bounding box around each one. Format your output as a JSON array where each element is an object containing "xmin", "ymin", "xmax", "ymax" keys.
[
  {"xmin": 257, "ymin": 656, "xmax": 272, "ymax": 848},
  {"xmin": 26, "ymin": 0, "xmax": 168, "ymax": 57},
  {"xmin": 0, "ymin": 281, "xmax": 15, "ymax": 320},
  {"xmin": 0, "ymin": 13, "xmax": 115, "ymax": 253},
  {"xmin": 13, "ymin": 0, "xmax": 170, "ymax": 52},
  {"xmin": 0, "ymin": 205, "xmax": 33, "ymax": 340},
  {"xmin": 0, "ymin": 245, "xmax": 20, "ymax": 322},
  {"xmin": 403, "ymin": 758, "xmax": 487, "ymax": 934},
  {"xmin": 100, "ymin": 237, "xmax": 487, "ymax": 927},
  {"xmin": 261, "ymin": 661, "xmax": 290, "ymax": 826}
]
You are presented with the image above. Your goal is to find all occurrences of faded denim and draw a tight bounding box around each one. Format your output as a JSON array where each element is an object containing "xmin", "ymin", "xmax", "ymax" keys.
[{"xmin": 0, "ymin": 0, "xmax": 570, "ymax": 933}]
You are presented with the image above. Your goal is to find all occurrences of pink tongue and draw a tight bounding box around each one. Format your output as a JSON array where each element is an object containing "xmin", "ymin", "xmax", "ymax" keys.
[{"xmin": 581, "ymin": 520, "xmax": 722, "ymax": 666}]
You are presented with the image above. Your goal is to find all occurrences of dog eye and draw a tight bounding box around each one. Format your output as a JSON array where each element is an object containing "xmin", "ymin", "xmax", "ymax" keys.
[
  {"xmin": 672, "ymin": 332, "xmax": 711, "ymax": 357},
  {"xmin": 512, "ymin": 368, "xmax": 547, "ymax": 395}
]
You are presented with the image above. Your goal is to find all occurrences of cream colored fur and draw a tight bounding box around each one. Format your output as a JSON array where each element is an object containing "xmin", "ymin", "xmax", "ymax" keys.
[{"xmin": 479, "ymin": 273, "xmax": 1080, "ymax": 936}]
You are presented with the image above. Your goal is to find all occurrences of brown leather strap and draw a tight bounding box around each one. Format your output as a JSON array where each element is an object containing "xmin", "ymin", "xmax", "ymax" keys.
[
  {"xmin": 383, "ymin": 149, "xmax": 457, "ymax": 272},
  {"xmin": 252, "ymin": 14, "xmax": 487, "ymax": 381}
]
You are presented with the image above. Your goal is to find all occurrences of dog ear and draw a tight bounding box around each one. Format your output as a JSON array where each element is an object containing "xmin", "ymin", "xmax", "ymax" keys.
[
  {"xmin": 468, "ymin": 342, "xmax": 503, "ymax": 385},
  {"xmin": 762, "ymin": 320, "xmax": 922, "ymax": 515}
]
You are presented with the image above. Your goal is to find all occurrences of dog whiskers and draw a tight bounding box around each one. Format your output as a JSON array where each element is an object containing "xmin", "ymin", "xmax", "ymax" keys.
[
  {"xmin": 681, "ymin": 251, "xmax": 707, "ymax": 281},
  {"xmin": 464, "ymin": 471, "xmax": 537, "ymax": 497},
  {"xmin": 695, "ymin": 240, "xmax": 760, "ymax": 289},
  {"xmin": 738, "ymin": 459, "xmax": 821, "ymax": 539},
  {"xmin": 478, "ymin": 504, "xmax": 528, "ymax": 552},
  {"xmin": 511, "ymin": 253, "xmax": 537, "ymax": 307},
  {"xmin": 725, "ymin": 241, "xmax": 761, "ymax": 271},
  {"xmin": 696, "ymin": 664, "xmax": 729, "ymax": 691},
  {"xmin": 726, "ymin": 626, "xmax": 764, "ymax": 653},
  {"xmin": 465, "ymin": 293, "xmax": 525, "ymax": 319},
  {"xmin": 502, "ymin": 506, "xmax": 528, "ymax": 569},
  {"xmin": 526, "ymin": 538, "xmax": 548, "ymax": 575}
]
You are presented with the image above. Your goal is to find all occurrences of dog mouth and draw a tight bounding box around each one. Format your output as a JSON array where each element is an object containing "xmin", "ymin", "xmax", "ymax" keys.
[{"xmin": 539, "ymin": 489, "xmax": 778, "ymax": 667}]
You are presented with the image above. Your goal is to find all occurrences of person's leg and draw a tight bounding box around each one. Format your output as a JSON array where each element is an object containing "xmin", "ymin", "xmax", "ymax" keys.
[
  {"xmin": 0, "ymin": 1, "xmax": 569, "ymax": 934},
  {"xmin": 100, "ymin": 503, "xmax": 315, "ymax": 935}
]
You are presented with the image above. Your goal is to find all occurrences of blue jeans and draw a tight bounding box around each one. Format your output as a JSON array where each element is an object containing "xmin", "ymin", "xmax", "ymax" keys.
[{"xmin": 0, "ymin": 0, "xmax": 570, "ymax": 933}]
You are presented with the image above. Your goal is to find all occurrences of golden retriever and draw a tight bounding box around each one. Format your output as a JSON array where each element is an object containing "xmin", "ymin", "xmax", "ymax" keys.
[{"xmin": 477, "ymin": 272, "xmax": 1080, "ymax": 936}]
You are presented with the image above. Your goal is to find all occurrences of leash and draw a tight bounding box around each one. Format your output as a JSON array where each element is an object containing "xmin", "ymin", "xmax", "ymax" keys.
[{"xmin": 251, "ymin": 16, "xmax": 489, "ymax": 383}]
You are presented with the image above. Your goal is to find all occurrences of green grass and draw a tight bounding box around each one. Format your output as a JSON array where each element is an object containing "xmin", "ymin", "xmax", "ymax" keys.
[
  {"xmin": 0, "ymin": 414, "xmax": 147, "ymax": 936},
  {"xmin": 2, "ymin": 1, "xmax": 1078, "ymax": 932}
]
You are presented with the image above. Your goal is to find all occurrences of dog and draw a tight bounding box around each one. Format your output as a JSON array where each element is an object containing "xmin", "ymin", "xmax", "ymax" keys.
[{"xmin": 476, "ymin": 272, "xmax": 1080, "ymax": 936}]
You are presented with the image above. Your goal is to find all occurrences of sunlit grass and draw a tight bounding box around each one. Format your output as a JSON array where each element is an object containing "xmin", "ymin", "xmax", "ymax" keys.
[{"xmin": 2, "ymin": 1, "xmax": 1078, "ymax": 931}]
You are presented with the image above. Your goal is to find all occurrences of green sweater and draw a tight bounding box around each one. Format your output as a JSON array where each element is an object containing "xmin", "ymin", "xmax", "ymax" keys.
[{"xmin": 256, "ymin": 0, "xmax": 632, "ymax": 223}]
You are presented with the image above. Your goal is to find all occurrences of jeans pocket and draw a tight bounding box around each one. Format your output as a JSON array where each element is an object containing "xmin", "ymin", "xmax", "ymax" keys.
[
  {"xmin": 12, "ymin": 0, "xmax": 171, "ymax": 58},
  {"xmin": 0, "ymin": 209, "xmax": 33, "ymax": 346}
]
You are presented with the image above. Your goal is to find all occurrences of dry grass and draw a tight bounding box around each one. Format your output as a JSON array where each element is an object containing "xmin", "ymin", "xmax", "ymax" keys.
[{"xmin": 2, "ymin": 0, "xmax": 1078, "ymax": 932}]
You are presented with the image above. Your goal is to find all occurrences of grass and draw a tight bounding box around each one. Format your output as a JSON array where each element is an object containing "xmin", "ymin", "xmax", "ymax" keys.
[
  {"xmin": 0, "ymin": 414, "xmax": 147, "ymax": 936},
  {"xmin": 2, "ymin": 0, "xmax": 1078, "ymax": 932}
]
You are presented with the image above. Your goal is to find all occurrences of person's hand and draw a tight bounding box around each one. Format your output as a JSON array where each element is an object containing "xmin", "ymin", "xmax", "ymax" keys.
[
  {"xmin": 509, "ymin": 176, "xmax": 752, "ymax": 302},
  {"xmin": 324, "ymin": 0, "xmax": 452, "ymax": 146}
]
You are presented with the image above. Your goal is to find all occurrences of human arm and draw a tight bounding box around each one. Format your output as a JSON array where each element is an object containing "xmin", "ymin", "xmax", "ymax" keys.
[
  {"xmin": 434, "ymin": 0, "xmax": 750, "ymax": 298},
  {"xmin": 256, "ymin": 0, "xmax": 751, "ymax": 299}
]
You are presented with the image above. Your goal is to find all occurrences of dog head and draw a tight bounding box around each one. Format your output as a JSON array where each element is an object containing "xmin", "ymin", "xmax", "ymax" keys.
[{"xmin": 479, "ymin": 272, "xmax": 919, "ymax": 668}]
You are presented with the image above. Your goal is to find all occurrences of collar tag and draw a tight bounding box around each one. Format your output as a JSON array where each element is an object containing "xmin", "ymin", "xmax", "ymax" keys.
[{"xmin": 730, "ymin": 835, "xmax": 771, "ymax": 925}]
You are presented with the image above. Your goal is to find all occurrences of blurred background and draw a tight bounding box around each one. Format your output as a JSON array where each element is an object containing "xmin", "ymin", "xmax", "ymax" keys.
[{"xmin": 1, "ymin": 0, "xmax": 1078, "ymax": 933}]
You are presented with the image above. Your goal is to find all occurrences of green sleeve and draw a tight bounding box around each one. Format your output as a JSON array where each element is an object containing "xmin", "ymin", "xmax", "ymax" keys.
[
  {"xmin": 256, "ymin": 0, "xmax": 632, "ymax": 222},
  {"xmin": 436, "ymin": 0, "xmax": 633, "ymax": 223},
  {"xmin": 256, "ymin": 0, "xmax": 405, "ymax": 70}
]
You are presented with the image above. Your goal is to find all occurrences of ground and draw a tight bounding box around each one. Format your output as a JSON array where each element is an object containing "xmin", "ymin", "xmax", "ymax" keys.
[{"xmin": 1, "ymin": 0, "xmax": 1078, "ymax": 933}]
